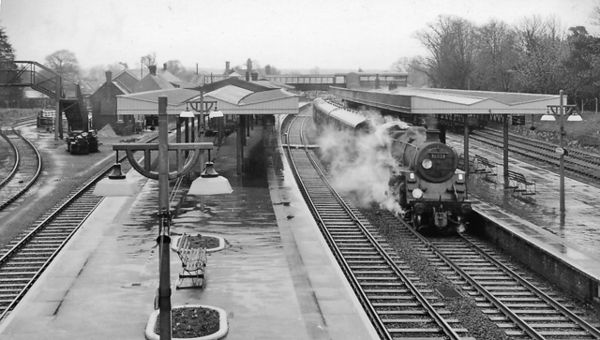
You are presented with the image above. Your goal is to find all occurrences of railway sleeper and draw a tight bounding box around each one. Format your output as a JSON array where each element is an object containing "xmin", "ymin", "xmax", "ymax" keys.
[
  {"xmin": 0, "ymin": 278, "xmax": 31, "ymax": 284},
  {"xmin": 365, "ymin": 288, "xmax": 434, "ymax": 294},
  {"xmin": 372, "ymin": 301, "xmax": 446, "ymax": 308},
  {"xmin": 369, "ymin": 295, "xmax": 439, "ymax": 301},
  {"xmin": 381, "ymin": 317, "xmax": 461, "ymax": 324},
  {"xmin": 386, "ymin": 327, "xmax": 467, "ymax": 335}
]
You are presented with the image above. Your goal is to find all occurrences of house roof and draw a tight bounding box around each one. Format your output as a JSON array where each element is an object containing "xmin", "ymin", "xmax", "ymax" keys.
[
  {"xmin": 133, "ymin": 74, "xmax": 175, "ymax": 92},
  {"xmin": 113, "ymin": 69, "xmax": 139, "ymax": 93},
  {"xmin": 191, "ymin": 77, "xmax": 273, "ymax": 93}
]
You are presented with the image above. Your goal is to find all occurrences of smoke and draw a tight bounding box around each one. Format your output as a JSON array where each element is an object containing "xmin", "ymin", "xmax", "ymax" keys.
[{"xmin": 316, "ymin": 115, "xmax": 408, "ymax": 215}]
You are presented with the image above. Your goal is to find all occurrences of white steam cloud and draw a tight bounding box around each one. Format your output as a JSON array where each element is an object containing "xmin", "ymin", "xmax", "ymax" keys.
[{"xmin": 316, "ymin": 114, "xmax": 408, "ymax": 215}]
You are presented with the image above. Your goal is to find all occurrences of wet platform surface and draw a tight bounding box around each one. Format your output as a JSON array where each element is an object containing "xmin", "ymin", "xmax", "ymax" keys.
[
  {"xmin": 0, "ymin": 125, "xmax": 376, "ymax": 339},
  {"xmin": 448, "ymin": 135, "xmax": 600, "ymax": 279}
]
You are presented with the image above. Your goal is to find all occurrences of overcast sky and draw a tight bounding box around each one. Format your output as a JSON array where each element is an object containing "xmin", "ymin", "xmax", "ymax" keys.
[{"xmin": 0, "ymin": 0, "xmax": 598, "ymax": 72}]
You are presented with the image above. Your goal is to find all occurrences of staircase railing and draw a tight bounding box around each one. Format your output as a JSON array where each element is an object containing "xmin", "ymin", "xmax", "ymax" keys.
[{"xmin": 0, "ymin": 61, "xmax": 61, "ymax": 98}]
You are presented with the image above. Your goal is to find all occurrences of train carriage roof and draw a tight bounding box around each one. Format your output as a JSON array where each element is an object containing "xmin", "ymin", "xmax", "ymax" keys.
[{"xmin": 314, "ymin": 98, "xmax": 368, "ymax": 129}]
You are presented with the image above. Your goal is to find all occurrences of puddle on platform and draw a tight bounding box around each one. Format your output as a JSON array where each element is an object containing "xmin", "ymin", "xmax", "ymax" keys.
[{"xmin": 469, "ymin": 174, "xmax": 600, "ymax": 257}]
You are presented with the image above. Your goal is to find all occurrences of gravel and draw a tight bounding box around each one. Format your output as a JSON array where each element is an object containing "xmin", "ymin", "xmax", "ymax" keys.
[{"xmin": 360, "ymin": 208, "xmax": 512, "ymax": 340}]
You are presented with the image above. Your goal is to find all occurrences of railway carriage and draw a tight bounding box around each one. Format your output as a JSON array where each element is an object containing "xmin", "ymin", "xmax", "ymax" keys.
[{"xmin": 313, "ymin": 98, "xmax": 369, "ymax": 133}]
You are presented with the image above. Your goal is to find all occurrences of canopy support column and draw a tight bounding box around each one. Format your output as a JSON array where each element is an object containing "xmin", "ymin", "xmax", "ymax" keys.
[{"xmin": 503, "ymin": 115, "xmax": 509, "ymax": 189}]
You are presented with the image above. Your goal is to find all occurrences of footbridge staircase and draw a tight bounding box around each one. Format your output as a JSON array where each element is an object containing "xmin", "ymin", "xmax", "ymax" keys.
[{"xmin": 0, "ymin": 60, "xmax": 88, "ymax": 138}]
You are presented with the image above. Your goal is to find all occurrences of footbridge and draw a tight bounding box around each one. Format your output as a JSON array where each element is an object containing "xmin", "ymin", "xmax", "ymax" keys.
[{"xmin": 0, "ymin": 60, "xmax": 88, "ymax": 138}]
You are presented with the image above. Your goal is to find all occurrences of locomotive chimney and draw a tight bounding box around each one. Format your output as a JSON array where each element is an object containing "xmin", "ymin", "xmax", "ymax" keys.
[{"xmin": 148, "ymin": 65, "xmax": 157, "ymax": 76}]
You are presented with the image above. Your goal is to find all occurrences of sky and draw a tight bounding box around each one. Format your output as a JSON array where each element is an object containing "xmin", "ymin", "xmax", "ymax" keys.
[{"xmin": 0, "ymin": 0, "xmax": 598, "ymax": 73}]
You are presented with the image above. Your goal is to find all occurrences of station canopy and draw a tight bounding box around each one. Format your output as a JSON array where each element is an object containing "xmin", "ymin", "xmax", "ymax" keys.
[
  {"xmin": 187, "ymin": 85, "xmax": 299, "ymax": 115},
  {"xmin": 116, "ymin": 88, "xmax": 200, "ymax": 115},
  {"xmin": 335, "ymin": 86, "xmax": 562, "ymax": 115},
  {"xmin": 116, "ymin": 80, "xmax": 299, "ymax": 116},
  {"xmin": 394, "ymin": 88, "xmax": 561, "ymax": 115}
]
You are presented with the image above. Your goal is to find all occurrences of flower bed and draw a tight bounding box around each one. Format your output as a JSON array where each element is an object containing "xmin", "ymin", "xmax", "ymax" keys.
[
  {"xmin": 146, "ymin": 305, "xmax": 228, "ymax": 340},
  {"xmin": 186, "ymin": 235, "xmax": 220, "ymax": 250}
]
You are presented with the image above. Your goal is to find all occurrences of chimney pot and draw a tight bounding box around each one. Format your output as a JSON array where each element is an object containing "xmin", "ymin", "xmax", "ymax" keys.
[
  {"xmin": 149, "ymin": 65, "xmax": 157, "ymax": 76},
  {"xmin": 105, "ymin": 71, "xmax": 112, "ymax": 84}
]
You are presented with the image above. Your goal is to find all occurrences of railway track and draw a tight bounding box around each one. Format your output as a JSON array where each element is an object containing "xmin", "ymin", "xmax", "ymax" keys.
[
  {"xmin": 283, "ymin": 114, "xmax": 471, "ymax": 339},
  {"xmin": 371, "ymin": 208, "xmax": 600, "ymax": 340},
  {"xmin": 0, "ymin": 129, "xmax": 170, "ymax": 321},
  {"xmin": 470, "ymin": 128, "xmax": 600, "ymax": 180},
  {"xmin": 0, "ymin": 125, "xmax": 42, "ymax": 211},
  {"xmin": 0, "ymin": 161, "xmax": 109, "ymax": 320}
]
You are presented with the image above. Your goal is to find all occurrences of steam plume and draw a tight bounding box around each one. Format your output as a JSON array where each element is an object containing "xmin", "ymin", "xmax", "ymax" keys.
[{"xmin": 316, "ymin": 115, "xmax": 408, "ymax": 215}]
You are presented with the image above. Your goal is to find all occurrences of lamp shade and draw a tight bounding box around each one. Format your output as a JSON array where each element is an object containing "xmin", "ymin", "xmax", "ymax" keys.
[
  {"xmin": 180, "ymin": 110, "xmax": 195, "ymax": 118},
  {"xmin": 93, "ymin": 163, "xmax": 139, "ymax": 196},
  {"xmin": 540, "ymin": 114, "xmax": 556, "ymax": 121},
  {"xmin": 188, "ymin": 162, "xmax": 232, "ymax": 195},
  {"xmin": 567, "ymin": 114, "xmax": 583, "ymax": 122},
  {"xmin": 208, "ymin": 110, "xmax": 224, "ymax": 119}
]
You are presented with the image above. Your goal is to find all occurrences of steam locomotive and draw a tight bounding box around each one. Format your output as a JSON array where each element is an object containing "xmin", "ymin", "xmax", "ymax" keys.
[{"xmin": 312, "ymin": 98, "xmax": 471, "ymax": 233}]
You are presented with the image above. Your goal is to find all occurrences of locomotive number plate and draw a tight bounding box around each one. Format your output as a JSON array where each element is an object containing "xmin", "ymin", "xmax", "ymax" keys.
[{"xmin": 429, "ymin": 153, "xmax": 447, "ymax": 159}]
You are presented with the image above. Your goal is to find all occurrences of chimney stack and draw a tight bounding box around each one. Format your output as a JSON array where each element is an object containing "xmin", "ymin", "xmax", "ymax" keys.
[
  {"xmin": 163, "ymin": 63, "xmax": 167, "ymax": 71},
  {"xmin": 246, "ymin": 58, "xmax": 252, "ymax": 81},
  {"xmin": 105, "ymin": 71, "xmax": 112, "ymax": 84},
  {"xmin": 149, "ymin": 65, "xmax": 157, "ymax": 76},
  {"xmin": 225, "ymin": 61, "xmax": 230, "ymax": 75}
]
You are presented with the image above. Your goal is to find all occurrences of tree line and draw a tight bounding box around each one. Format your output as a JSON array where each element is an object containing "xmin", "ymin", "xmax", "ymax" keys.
[{"xmin": 404, "ymin": 15, "xmax": 600, "ymax": 109}]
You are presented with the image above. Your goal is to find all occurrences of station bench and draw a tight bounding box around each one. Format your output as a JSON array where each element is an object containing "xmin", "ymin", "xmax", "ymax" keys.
[
  {"xmin": 474, "ymin": 155, "xmax": 498, "ymax": 176},
  {"xmin": 507, "ymin": 170, "xmax": 536, "ymax": 195},
  {"xmin": 176, "ymin": 233, "xmax": 208, "ymax": 289}
]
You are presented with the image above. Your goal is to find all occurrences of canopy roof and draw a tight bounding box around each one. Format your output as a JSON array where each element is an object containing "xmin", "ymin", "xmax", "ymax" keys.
[
  {"xmin": 187, "ymin": 85, "xmax": 299, "ymax": 115},
  {"xmin": 116, "ymin": 88, "xmax": 199, "ymax": 115},
  {"xmin": 331, "ymin": 86, "xmax": 562, "ymax": 115},
  {"xmin": 117, "ymin": 80, "xmax": 298, "ymax": 116}
]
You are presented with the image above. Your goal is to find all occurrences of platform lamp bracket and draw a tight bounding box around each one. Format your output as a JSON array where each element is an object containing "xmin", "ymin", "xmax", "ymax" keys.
[
  {"xmin": 188, "ymin": 99, "xmax": 218, "ymax": 113},
  {"xmin": 113, "ymin": 142, "xmax": 214, "ymax": 180}
]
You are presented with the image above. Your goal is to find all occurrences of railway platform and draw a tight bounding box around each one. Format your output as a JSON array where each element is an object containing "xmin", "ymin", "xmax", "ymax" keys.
[
  {"xmin": 456, "ymin": 137, "xmax": 600, "ymax": 298},
  {"xmin": 0, "ymin": 124, "xmax": 377, "ymax": 339}
]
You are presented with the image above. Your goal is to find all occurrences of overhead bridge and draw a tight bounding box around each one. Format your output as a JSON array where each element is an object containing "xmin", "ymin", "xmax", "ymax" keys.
[
  {"xmin": 0, "ymin": 60, "xmax": 89, "ymax": 138},
  {"xmin": 265, "ymin": 72, "xmax": 407, "ymax": 91}
]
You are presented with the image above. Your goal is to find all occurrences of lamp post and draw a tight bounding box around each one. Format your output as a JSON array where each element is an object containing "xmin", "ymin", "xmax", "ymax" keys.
[
  {"xmin": 94, "ymin": 96, "xmax": 231, "ymax": 340},
  {"xmin": 543, "ymin": 89, "xmax": 582, "ymax": 225}
]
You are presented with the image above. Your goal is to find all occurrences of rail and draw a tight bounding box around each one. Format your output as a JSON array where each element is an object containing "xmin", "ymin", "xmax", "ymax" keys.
[{"xmin": 283, "ymin": 114, "xmax": 462, "ymax": 340}]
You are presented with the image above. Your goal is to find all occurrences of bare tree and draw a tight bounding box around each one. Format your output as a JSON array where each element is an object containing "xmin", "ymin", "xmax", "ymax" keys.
[
  {"xmin": 416, "ymin": 15, "xmax": 477, "ymax": 89},
  {"xmin": 141, "ymin": 52, "xmax": 156, "ymax": 69},
  {"xmin": 45, "ymin": 49, "xmax": 80, "ymax": 81},
  {"xmin": 472, "ymin": 20, "xmax": 519, "ymax": 91},
  {"xmin": 513, "ymin": 16, "xmax": 567, "ymax": 93}
]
